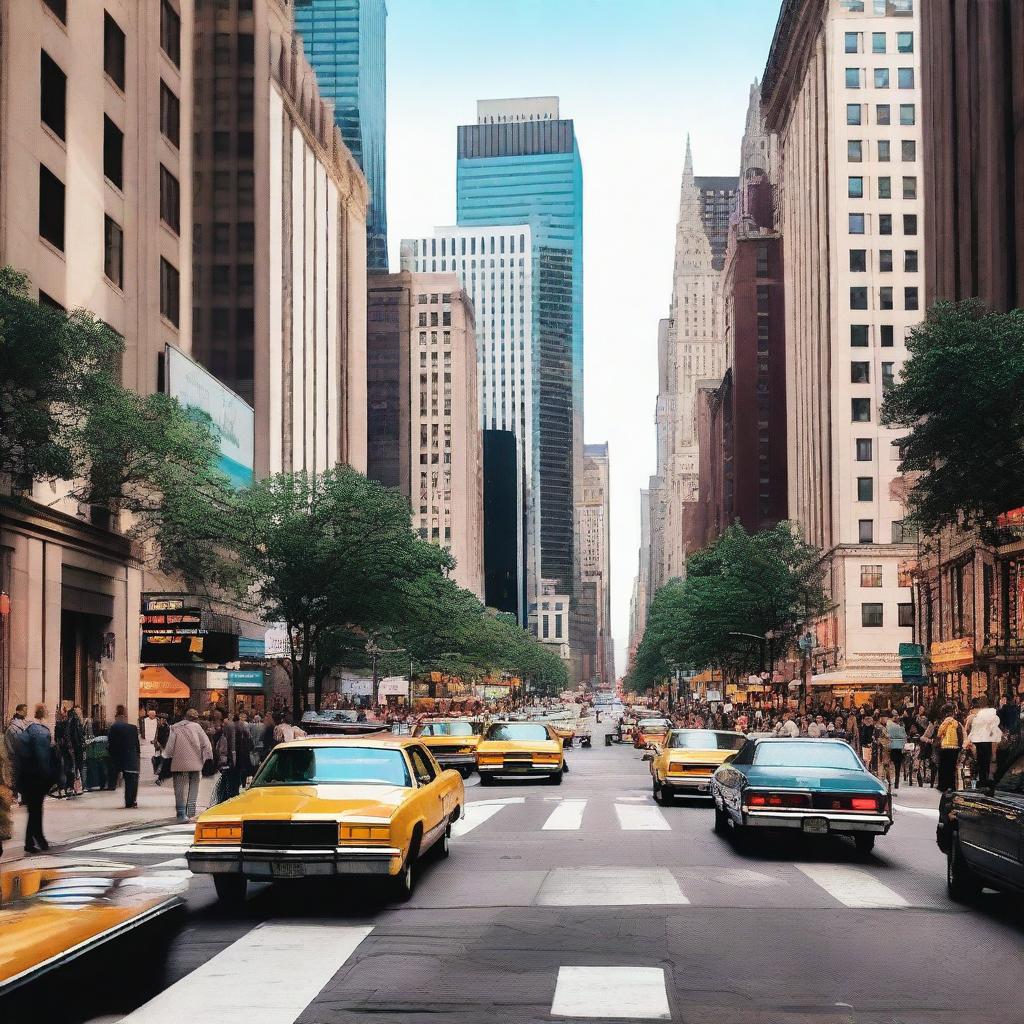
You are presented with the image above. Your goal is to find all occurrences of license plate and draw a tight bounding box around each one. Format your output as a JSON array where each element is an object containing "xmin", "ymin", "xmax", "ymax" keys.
[
  {"xmin": 271, "ymin": 861, "xmax": 304, "ymax": 878},
  {"xmin": 802, "ymin": 817, "xmax": 830, "ymax": 834}
]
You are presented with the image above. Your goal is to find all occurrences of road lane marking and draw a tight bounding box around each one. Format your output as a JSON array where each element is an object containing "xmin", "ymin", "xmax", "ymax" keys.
[
  {"xmin": 118, "ymin": 922, "xmax": 373, "ymax": 1023},
  {"xmin": 614, "ymin": 803, "xmax": 671, "ymax": 830},
  {"xmin": 542, "ymin": 799, "xmax": 587, "ymax": 830},
  {"xmin": 551, "ymin": 966, "xmax": 671, "ymax": 1019},
  {"xmin": 451, "ymin": 798, "xmax": 521, "ymax": 836},
  {"xmin": 894, "ymin": 803, "xmax": 940, "ymax": 819},
  {"xmin": 537, "ymin": 868, "xmax": 688, "ymax": 906},
  {"xmin": 77, "ymin": 827, "xmax": 195, "ymax": 856},
  {"xmin": 796, "ymin": 864, "xmax": 909, "ymax": 908}
]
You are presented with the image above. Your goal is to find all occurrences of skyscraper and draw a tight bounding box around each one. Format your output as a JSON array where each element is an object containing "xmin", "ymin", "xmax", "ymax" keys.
[
  {"xmin": 293, "ymin": 0, "xmax": 388, "ymax": 270},
  {"xmin": 578, "ymin": 443, "xmax": 613, "ymax": 685}
]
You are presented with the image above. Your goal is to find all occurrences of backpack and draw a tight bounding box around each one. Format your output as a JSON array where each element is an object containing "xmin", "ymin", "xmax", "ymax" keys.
[{"xmin": 938, "ymin": 718, "xmax": 963, "ymax": 749}]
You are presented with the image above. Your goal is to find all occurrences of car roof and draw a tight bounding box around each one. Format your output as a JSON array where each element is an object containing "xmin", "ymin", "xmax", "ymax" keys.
[
  {"xmin": 669, "ymin": 728, "xmax": 744, "ymax": 736},
  {"xmin": 276, "ymin": 733, "xmax": 414, "ymax": 750},
  {"xmin": 751, "ymin": 736, "xmax": 850, "ymax": 744}
]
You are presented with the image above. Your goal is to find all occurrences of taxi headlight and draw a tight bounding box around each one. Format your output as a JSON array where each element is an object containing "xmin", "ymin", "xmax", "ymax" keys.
[
  {"xmin": 338, "ymin": 824, "xmax": 392, "ymax": 845},
  {"xmin": 194, "ymin": 822, "xmax": 242, "ymax": 844}
]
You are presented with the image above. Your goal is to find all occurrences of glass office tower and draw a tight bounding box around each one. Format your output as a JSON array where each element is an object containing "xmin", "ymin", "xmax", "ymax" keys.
[
  {"xmin": 293, "ymin": 0, "xmax": 388, "ymax": 270},
  {"xmin": 456, "ymin": 99, "xmax": 583, "ymax": 601}
]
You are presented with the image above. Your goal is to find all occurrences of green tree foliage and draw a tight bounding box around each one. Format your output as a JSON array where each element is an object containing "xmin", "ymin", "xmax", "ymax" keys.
[
  {"xmin": 627, "ymin": 523, "xmax": 827, "ymax": 692},
  {"xmin": 880, "ymin": 300, "xmax": 1024, "ymax": 537}
]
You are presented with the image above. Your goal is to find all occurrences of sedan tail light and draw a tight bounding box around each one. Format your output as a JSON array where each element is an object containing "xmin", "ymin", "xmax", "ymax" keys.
[
  {"xmin": 850, "ymin": 796, "xmax": 884, "ymax": 812},
  {"xmin": 745, "ymin": 791, "xmax": 812, "ymax": 809}
]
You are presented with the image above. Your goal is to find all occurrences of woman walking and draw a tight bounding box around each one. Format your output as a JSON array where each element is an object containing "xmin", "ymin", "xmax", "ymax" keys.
[
  {"xmin": 966, "ymin": 696, "xmax": 1003, "ymax": 785},
  {"xmin": 163, "ymin": 708, "xmax": 213, "ymax": 822},
  {"xmin": 936, "ymin": 704, "xmax": 964, "ymax": 791}
]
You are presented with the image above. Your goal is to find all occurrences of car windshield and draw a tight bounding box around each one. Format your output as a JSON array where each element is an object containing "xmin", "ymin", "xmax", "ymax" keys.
[
  {"xmin": 667, "ymin": 730, "xmax": 746, "ymax": 751},
  {"xmin": 639, "ymin": 719, "xmax": 671, "ymax": 731},
  {"xmin": 753, "ymin": 741, "xmax": 861, "ymax": 770},
  {"xmin": 251, "ymin": 746, "xmax": 411, "ymax": 787},
  {"xmin": 486, "ymin": 723, "xmax": 549, "ymax": 742},
  {"xmin": 418, "ymin": 722, "xmax": 475, "ymax": 737}
]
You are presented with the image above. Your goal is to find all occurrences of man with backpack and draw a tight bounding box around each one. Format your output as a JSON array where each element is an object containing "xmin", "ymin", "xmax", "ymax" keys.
[{"xmin": 936, "ymin": 704, "xmax": 964, "ymax": 791}]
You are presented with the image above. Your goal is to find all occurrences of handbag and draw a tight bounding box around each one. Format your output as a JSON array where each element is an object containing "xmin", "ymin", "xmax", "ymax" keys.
[{"xmin": 201, "ymin": 757, "xmax": 216, "ymax": 778}]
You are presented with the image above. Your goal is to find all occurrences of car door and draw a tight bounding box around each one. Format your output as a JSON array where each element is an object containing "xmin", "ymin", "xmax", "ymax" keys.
[
  {"xmin": 407, "ymin": 744, "xmax": 446, "ymax": 838},
  {"xmin": 989, "ymin": 753, "xmax": 1024, "ymax": 887}
]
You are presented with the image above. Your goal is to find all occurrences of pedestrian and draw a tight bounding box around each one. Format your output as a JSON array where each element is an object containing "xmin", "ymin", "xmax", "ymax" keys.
[
  {"xmin": 4, "ymin": 703, "xmax": 29, "ymax": 802},
  {"xmin": 163, "ymin": 708, "xmax": 213, "ymax": 822},
  {"xmin": 16, "ymin": 704, "xmax": 58, "ymax": 853},
  {"xmin": 235, "ymin": 711, "xmax": 256, "ymax": 787},
  {"xmin": 774, "ymin": 711, "xmax": 799, "ymax": 738},
  {"xmin": 219, "ymin": 713, "xmax": 242, "ymax": 801},
  {"xmin": 153, "ymin": 713, "xmax": 171, "ymax": 785},
  {"xmin": 996, "ymin": 693, "xmax": 1020, "ymax": 736},
  {"xmin": 859, "ymin": 712, "xmax": 875, "ymax": 772},
  {"xmin": 833, "ymin": 716, "xmax": 848, "ymax": 741},
  {"xmin": 273, "ymin": 712, "xmax": 306, "ymax": 744},
  {"xmin": 107, "ymin": 705, "xmax": 141, "ymax": 808},
  {"xmin": 884, "ymin": 711, "xmax": 907, "ymax": 789},
  {"xmin": 808, "ymin": 714, "xmax": 828, "ymax": 738},
  {"xmin": 936, "ymin": 704, "xmax": 964, "ymax": 791},
  {"xmin": 966, "ymin": 696, "xmax": 1002, "ymax": 785},
  {"xmin": 261, "ymin": 712, "xmax": 278, "ymax": 754},
  {"xmin": 0, "ymin": 729, "xmax": 13, "ymax": 858}
]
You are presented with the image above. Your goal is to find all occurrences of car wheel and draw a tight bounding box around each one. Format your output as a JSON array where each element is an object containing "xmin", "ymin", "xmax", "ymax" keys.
[
  {"xmin": 853, "ymin": 833, "xmax": 876, "ymax": 856},
  {"xmin": 390, "ymin": 858, "xmax": 415, "ymax": 901},
  {"xmin": 547, "ymin": 769, "xmax": 564, "ymax": 785},
  {"xmin": 713, "ymin": 801, "xmax": 729, "ymax": 835},
  {"xmin": 433, "ymin": 828, "xmax": 450, "ymax": 860},
  {"xmin": 653, "ymin": 780, "xmax": 671, "ymax": 806},
  {"xmin": 479, "ymin": 773, "xmax": 495, "ymax": 786},
  {"xmin": 212, "ymin": 874, "xmax": 247, "ymax": 905},
  {"xmin": 458, "ymin": 766, "xmax": 472, "ymax": 779},
  {"xmin": 946, "ymin": 833, "xmax": 983, "ymax": 902}
]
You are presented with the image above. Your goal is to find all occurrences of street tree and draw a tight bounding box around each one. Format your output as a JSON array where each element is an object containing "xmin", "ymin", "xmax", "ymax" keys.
[{"xmin": 881, "ymin": 300, "xmax": 1024, "ymax": 538}]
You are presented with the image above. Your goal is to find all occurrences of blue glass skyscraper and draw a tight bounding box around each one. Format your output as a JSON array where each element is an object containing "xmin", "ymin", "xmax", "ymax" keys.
[
  {"xmin": 456, "ymin": 98, "xmax": 584, "ymax": 601},
  {"xmin": 293, "ymin": 0, "xmax": 388, "ymax": 270}
]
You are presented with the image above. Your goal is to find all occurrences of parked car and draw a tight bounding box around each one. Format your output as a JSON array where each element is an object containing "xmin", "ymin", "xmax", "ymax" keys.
[
  {"xmin": 710, "ymin": 737, "xmax": 892, "ymax": 855},
  {"xmin": 937, "ymin": 742, "xmax": 1024, "ymax": 900}
]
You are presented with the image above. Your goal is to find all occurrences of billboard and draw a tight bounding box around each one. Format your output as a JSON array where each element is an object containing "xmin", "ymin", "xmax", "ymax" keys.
[{"xmin": 165, "ymin": 345, "xmax": 254, "ymax": 487}]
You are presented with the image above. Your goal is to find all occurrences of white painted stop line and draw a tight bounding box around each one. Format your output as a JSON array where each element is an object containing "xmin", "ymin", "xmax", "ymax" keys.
[
  {"xmin": 796, "ymin": 864, "xmax": 909, "ymax": 908},
  {"xmin": 543, "ymin": 799, "xmax": 587, "ymax": 830},
  {"xmin": 551, "ymin": 966, "xmax": 671, "ymax": 1019},
  {"xmin": 614, "ymin": 802, "xmax": 671, "ymax": 831},
  {"xmin": 118, "ymin": 922, "xmax": 373, "ymax": 1023}
]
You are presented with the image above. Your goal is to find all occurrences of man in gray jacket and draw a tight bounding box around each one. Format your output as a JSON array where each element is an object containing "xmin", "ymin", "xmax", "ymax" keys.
[{"xmin": 163, "ymin": 708, "xmax": 213, "ymax": 822}]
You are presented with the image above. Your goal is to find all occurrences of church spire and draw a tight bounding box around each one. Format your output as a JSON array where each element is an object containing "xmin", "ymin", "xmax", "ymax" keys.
[{"xmin": 683, "ymin": 133, "xmax": 693, "ymax": 182}]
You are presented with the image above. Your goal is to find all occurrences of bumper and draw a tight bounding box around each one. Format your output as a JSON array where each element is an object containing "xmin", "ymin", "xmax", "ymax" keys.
[
  {"xmin": 186, "ymin": 845, "xmax": 402, "ymax": 878},
  {"xmin": 663, "ymin": 775, "xmax": 714, "ymax": 794},
  {"xmin": 476, "ymin": 762, "xmax": 561, "ymax": 776},
  {"xmin": 743, "ymin": 810, "xmax": 892, "ymax": 834},
  {"xmin": 432, "ymin": 753, "xmax": 477, "ymax": 768}
]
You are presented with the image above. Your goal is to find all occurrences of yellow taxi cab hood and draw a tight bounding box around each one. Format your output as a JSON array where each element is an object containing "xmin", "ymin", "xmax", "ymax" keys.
[{"xmin": 197, "ymin": 783, "xmax": 410, "ymax": 823}]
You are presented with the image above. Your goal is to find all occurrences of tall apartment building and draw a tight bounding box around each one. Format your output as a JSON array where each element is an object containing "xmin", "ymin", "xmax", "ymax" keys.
[
  {"xmin": 293, "ymin": 0, "xmax": 388, "ymax": 271},
  {"xmin": 366, "ymin": 272, "xmax": 484, "ymax": 598},
  {"xmin": 455, "ymin": 99, "xmax": 583, "ymax": 609},
  {"xmin": 401, "ymin": 225, "xmax": 532, "ymax": 620},
  {"xmin": 0, "ymin": 0, "xmax": 193, "ymax": 719},
  {"xmin": 628, "ymin": 487, "xmax": 652, "ymax": 669},
  {"xmin": 192, "ymin": 0, "xmax": 369, "ymax": 476},
  {"xmin": 694, "ymin": 176, "xmax": 740, "ymax": 271},
  {"xmin": 762, "ymin": 0, "xmax": 921, "ymax": 687},
  {"xmin": 578, "ymin": 444, "xmax": 614, "ymax": 685}
]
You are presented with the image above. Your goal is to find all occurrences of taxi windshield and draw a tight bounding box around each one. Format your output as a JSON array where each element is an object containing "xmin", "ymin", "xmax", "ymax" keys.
[
  {"xmin": 486, "ymin": 723, "xmax": 549, "ymax": 742},
  {"xmin": 418, "ymin": 722, "xmax": 475, "ymax": 737},
  {"xmin": 251, "ymin": 746, "xmax": 411, "ymax": 787},
  {"xmin": 753, "ymin": 741, "xmax": 861, "ymax": 770},
  {"xmin": 639, "ymin": 719, "xmax": 671, "ymax": 731},
  {"xmin": 667, "ymin": 730, "xmax": 746, "ymax": 751}
]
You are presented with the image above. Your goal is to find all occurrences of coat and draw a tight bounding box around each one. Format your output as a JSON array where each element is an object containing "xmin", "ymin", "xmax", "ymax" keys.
[
  {"xmin": 107, "ymin": 720, "xmax": 141, "ymax": 772},
  {"xmin": 16, "ymin": 722, "xmax": 58, "ymax": 789},
  {"xmin": 967, "ymin": 707, "xmax": 1003, "ymax": 744},
  {"xmin": 163, "ymin": 720, "xmax": 213, "ymax": 773}
]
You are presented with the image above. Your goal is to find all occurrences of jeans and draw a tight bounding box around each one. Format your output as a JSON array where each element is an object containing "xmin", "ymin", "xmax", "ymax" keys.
[
  {"xmin": 889, "ymin": 748, "xmax": 904, "ymax": 788},
  {"xmin": 172, "ymin": 771, "xmax": 201, "ymax": 819},
  {"xmin": 938, "ymin": 748, "xmax": 959, "ymax": 791}
]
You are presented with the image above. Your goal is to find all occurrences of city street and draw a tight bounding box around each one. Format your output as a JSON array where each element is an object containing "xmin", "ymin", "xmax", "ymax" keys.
[{"xmin": 4, "ymin": 731, "xmax": 1021, "ymax": 1024}]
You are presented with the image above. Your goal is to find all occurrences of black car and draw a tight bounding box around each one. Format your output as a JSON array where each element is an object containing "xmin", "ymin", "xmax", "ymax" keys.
[{"xmin": 937, "ymin": 741, "xmax": 1024, "ymax": 900}]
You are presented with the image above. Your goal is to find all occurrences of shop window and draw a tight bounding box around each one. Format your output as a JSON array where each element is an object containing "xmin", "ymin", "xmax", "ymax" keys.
[{"xmin": 862, "ymin": 603, "xmax": 884, "ymax": 626}]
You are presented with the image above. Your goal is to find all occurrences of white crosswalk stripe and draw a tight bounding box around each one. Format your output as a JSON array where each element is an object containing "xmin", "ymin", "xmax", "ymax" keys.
[
  {"xmin": 118, "ymin": 922, "xmax": 373, "ymax": 1023},
  {"xmin": 537, "ymin": 868, "xmax": 689, "ymax": 906},
  {"xmin": 796, "ymin": 864, "xmax": 909, "ymax": 908},
  {"xmin": 551, "ymin": 966, "xmax": 671, "ymax": 1019},
  {"xmin": 542, "ymin": 799, "xmax": 587, "ymax": 830},
  {"xmin": 614, "ymin": 802, "xmax": 671, "ymax": 831},
  {"xmin": 451, "ymin": 797, "xmax": 524, "ymax": 836}
]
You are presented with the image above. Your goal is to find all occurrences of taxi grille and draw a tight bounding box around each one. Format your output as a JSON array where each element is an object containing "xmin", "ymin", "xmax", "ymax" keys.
[{"xmin": 241, "ymin": 821, "xmax": 338, "ymax": 849}]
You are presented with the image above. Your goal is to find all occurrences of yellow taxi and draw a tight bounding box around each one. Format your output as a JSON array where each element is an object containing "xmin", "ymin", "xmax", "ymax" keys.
[
  {"xmin": 186, "ymin": 734, "xmax": 464, "ymax": 902},
  {"xmin": 633, "ymin": 717, "xmax": 673, "ymax": 749},
  {"xmin": 475, "ymin": 721, "xmax": 565, "ymax": 785},
  {"xmin": 649, "ymin": 728, "xmax": 747, "ymax": 805},
  {"xmin": 411, "ymin": 718, "xmax": 481, "ymax": 778}
]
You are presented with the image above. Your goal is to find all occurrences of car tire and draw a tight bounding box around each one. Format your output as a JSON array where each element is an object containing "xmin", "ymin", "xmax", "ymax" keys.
[
  {"xmin": 458, "ymin": 766, "xmax": 472, "ymax": 779},
  {"xmin": 479, "ymin": 773, "xmax": 495, "ymax": 786},
  {"xmin": 653, "ymin": 779, "xmax": 672, "ymax": 806},
  {"xmin": 713, "ymin": 802, "xmax": 729, "ymax": 835},
  {"xmin": 547, "ymin": 769, "xmax": 564, "ymax": 785},
  {"xmin": 390, "ymin": 858, "xmax": 415, "ymax": 901},
  {"xmin": 946, "ymin": 833, "xmax": 983, "ymax": 902},
  {"xmin": 853, "ymin": 833, "xmax": 876, "ymax": 856},
  {"xmin": 212, "ymin": 874, "xmax": 247, "ymax": 905},
  {"xmin": 433, "ymin": 828, "xmax": 450, "ymax": 860}
]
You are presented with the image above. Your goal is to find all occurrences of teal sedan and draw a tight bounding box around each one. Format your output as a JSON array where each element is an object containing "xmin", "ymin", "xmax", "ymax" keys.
[{"xmin": 711, "ymin": 737, "xmax": 892, "ymax": 855}]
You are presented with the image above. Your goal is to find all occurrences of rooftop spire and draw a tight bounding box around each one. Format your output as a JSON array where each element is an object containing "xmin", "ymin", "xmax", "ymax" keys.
[{"xmin": 683, "ymin": 133, "xmax": 693, "ymax": 180}]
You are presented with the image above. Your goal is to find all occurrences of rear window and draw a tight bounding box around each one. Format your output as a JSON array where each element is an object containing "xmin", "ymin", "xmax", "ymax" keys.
[
  {"xmin": 639, "ymin": 719, "xmax": 671, "ymax": 730},
  {"xmin": 252, "ymin": 746, "xmax": 410, "ymax": 787},
  {"xmin": 668, "ymin": 730, "xmax": 746, "ymax": 751},
  {"xmin": 419, "ymin": 722, "xmax": 475, "ymax": 737},
  {"xmin": 753, "ymin": 741, "xmax": 861, "ymax": 770},
  {"xmin": 486, "ymin": 723, "xmax": 549, "ymax": 742}
]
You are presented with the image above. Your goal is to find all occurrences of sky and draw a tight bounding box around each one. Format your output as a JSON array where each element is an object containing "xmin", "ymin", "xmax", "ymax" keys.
[{"xmin": 387, "ymin": 0, "xmax": 783, "ymax": 676}]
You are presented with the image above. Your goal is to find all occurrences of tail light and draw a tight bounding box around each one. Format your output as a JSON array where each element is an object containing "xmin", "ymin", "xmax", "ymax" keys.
[
  {"xmin": 745, "ymin": 791, "xmax": 811, "ymax": 808},
  {"xmin": 850, "ymin": 796, "xmax": 883, "ymax": 812}
]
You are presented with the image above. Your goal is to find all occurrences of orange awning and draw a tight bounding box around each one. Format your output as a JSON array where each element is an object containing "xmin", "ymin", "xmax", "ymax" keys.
[{"xmin": 140, "ymin": 666, "xmax": 190, "ymax": 699}]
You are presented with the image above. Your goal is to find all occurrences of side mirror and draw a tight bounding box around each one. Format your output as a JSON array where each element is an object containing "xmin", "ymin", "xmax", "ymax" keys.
[
  {"xmin": 418, "ymin": 773, "xmax": 432, "ymax": 785},
  {"xmin": 642, "ymin": 752, "xmax": 654, "ymax": 762}
]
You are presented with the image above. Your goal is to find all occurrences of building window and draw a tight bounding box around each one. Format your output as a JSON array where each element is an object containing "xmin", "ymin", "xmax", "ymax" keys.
[
  {"xmin": 845, "ymin": 32, "xmax": 860, "ymax": 53},
  {"xmin": 892, "ymin": 519, "xmax": 917, "ymax": 543},
  {"xmin": 880, "ymin": 324, "xmax": 895, "ymax": 347},
  {"xmin": 877, "ymin": 141, "xmax": 891, "ymax": 164},
  {"xmin": 862, "ymin": 603, "xmax": 884, "ymax": 626},
  {"xmin": 859, "ymin": 520, "xmax": 875, "ymax": 544},
  {"xmin": 850, "ymin": 286, "xmax": 868, "ymax": 310},
  {"xmin": 851, "ymin": 324, "xmax": 869, "ymax": 347},
  {"xmin": 160, "ymin": 81, "xmax": 180, "ymax": 148},
  {"xmin": 861, "ymin": 565, "xmax": 883, "ymax": 587},
  {"xmin": 103, "ymin": 215, "xmax": 123, "ymax": 287},
  {"xmin": 160, "ymin": 165, "xmax": 180, "ymax": 233},
  {"xmin": 872, "ymin": 32, "xmax": 886, "ymax": 53},
  {"xmin": 237, "ymin": 33, "xmax": 254, "ymax": 64},
  {"xmin": 898, "ymin": 67, "xmax": 915, "ymax": 89},
  {"xmin": 904, "ymin": 249, "xmax": 918, "ymax": 272},
  {"xmin": 851, "ymin": 361, "xmax": 870, "ymax": 383},
  {"xmin": 880, "ymin": 286, "xmax": 894, "ymax": 310},
  {"xmin": 902, "ymin": 139, "xmax": 917, "ymax": 161},
  {"xmin": 43, "ymin": 0, "xmax": 66, "ymax": 22},
  {"xmin": 845, "ymin": 68, "xmax": 860, "ymax": 89},
  {"xmin": 879, "ymin": 214, "xmax": 893, "ymax": 235},
  {"xmin": 40, "ymin": 51, "xmax": 66, "ymax": 140},
  {"xmin": 902, "ymin": 175, "xmax": 917, "ymax": 200},
  {"xmin": 38, "ymin": 164, "xmax": 64, "ymax": 251},
  {"xmin": 876, "ymin": 104, "xmax": 890, "ymax": 125},
  {"xmin": 161, "ymin": 0, "xmax": 181, "ymax": 67},
  {"xmin": 848, "ymin": 139, "xmax": 863, "ymax": 162},
  {"xmin": 856, "ymin": 438, "xmax": 873, "ymax": 461},
  {"xmin": 849, "ymin": 213, "xmax": 865, "ymax": 234},
  {"xmin": 898, "ymin": 603, "xmax": 914, "ymax": 627},
  {"xmin": 882, "ymin": 361, "xmax": 895, "ymax": 389},
  {"xmin": 848, "ymin": 176, "xmax": 864, "ymax": 198},
  {"xmin": 160, "ymin": 257, "xmax": 179, "ymax": 327},
  {"xmin": 103, "ymin": 12, "xmax": 126, "ymax": 90},
  {"xmin": 896, "ymin": 31, "xmax": 914, "ymax": 53},
  {"xmin": 852, "ymin": 398, "xmax": 871, "ymax": 421},
  {"xmin": 904, "ymin": 214, "xmax": 918, "ymax": 235},
  {"xmin": 237, "ymin": 132, "xmax": 254, "ymax": 158},
  {"xmin": 874, "ymin": 68, "xmax": 890, "ymax": 88},
  {"xmin": 879, "ymin": 249, "xmax": 893, "ymax": 272},
  {"xmin": 899, "ymin": 103, "xmax": 916, "ymax": 125},
  {"xmin": 876, "ymin": 176, "xmax": 891, "ymax": 200},
  {"xmin": 847, "ymin": 104, "xmax": 862, "ymax": 125},
  {"xmin": 857, "ymin": 477, "xmax": 874, "ymax": 501},
  {"xmin": 756, "ymin": 243, "xmax": 769, "ymax": 276},
  {"xmin": 103, "ymin": 116, "xmax": 123, "ymax": 189},
  {"xmin": 850, "ymin": 249, "xmax": 866, "ymax": 272},
  {"xmin": 905, "ymin": 286, "xmax": 919, "ymax": 310}
]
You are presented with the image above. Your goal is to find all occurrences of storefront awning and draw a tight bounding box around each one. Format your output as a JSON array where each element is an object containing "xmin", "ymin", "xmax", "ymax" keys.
[
  {"xmin": 140, "ymin": 666, "xmax": 190, "ymax": 699},
  {"xmin": 810, "ymin": 670, "xmax": 903, "ymax": 687}
]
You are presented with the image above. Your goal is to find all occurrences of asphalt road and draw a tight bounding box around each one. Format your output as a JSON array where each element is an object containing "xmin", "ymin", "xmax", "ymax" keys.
[{"xmin": 4, "ymin": 734, "xmax": 1023, "ymax": 1024}]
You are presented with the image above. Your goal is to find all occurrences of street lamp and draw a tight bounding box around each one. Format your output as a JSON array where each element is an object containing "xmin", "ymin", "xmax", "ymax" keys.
[{"xmin": 729, "ymin": 631, "xmax": 774, "ymax": 673}]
